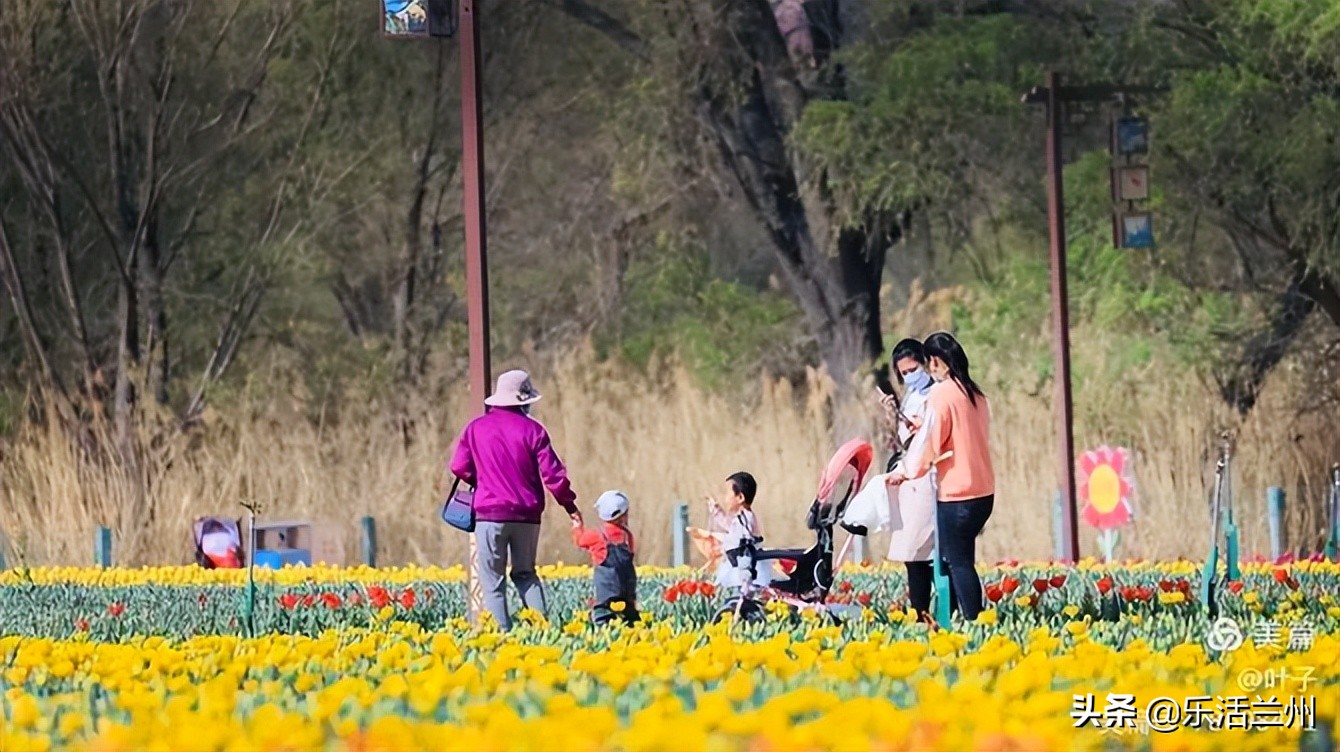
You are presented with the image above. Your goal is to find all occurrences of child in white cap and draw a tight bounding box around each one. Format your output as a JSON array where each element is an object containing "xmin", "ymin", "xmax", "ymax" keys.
[{"xmin": 571, "ymin": 490, "xmax": 639, "ymax": 625}]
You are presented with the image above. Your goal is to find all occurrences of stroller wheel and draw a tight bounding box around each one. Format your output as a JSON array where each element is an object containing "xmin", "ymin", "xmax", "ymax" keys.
[{"xmin": 712, "ymin": 597, "xmax": 765, "ymax": 625}]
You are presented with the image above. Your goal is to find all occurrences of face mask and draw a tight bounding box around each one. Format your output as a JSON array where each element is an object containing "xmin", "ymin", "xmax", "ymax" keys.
[{"xmin": 902, "ymin": 368, "xmax": 932, "ymax": 393}]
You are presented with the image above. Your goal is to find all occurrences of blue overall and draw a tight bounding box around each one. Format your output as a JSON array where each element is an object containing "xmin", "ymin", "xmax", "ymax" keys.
[{"xmin": 592, "ymin": 528, "xmax": 639, "ymax": 625}]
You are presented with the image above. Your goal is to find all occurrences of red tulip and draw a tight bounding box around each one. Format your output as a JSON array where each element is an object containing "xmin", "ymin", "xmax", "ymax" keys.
[
  {"xmin": 985, "ymin": 583, "xmax": 1003, "ymax": 602},
  {"xmin": 682, "ymin": 581, "xmax": 699, "ymax": 596},
  {"xmin": 701, "ymin": 582, "xmax": 717, "ymax": 598},
  {"xmin": 1176, "ymin": 579, "xmax": 1191, "ymax": 595},
  {"xmin": 1119, "ymin": 586, "xmax": 1142, "ymax": 602},
  {"xmin": 839, "ymin": 580, "xmax": 854, "ymax": 593},
  {"xmin": 1227, "ymin": 581, "xmax": 1244, "ymax": 594},
  {"xmin": 321, "ymin": 592, "xmax": 342, "ymax": 609},
  {"xmin": 1032, "ymin": 579, "xmax": 1049, "ymax": 594},
  {"xmin": 74, "ymin": 618, "xmax": 89, "ymax": 632},
  {"xmin": 1272, "ymin": 568, "xmax": 1290, "ymax": 584},
  {"xmin": 1049, "ymin": 574, "xmax": 1066, "ymax": 589},
  {"xmin": 1158, "ymin": 579, "xmax": 1174, "ymax": 592},
  {"xmin": 1096, "ymin": 576, "xmax": 1113, "ymax": 595},
  {"xmin": 279, "ymin": 593, "xmax": 299, "ymax": 610},
  {"xmin": 398, "ymin": 589, "xmax": 416, "ymax": 609},
  {"xmin": 108, "ymin": 602, "xmax": 125, "ymax": 617},
  {"xmin": 856, "ymin": 593, "xmax": 872, "ymax": 607},
  {"xmin": 368, "ymin": 585, "xmax": 391, "ymax": 609},
  {"xmin": 664, "ymin": 588, "xmax": 680, "ymax": 604},
  {"xmin": 347, "ymin": 593, "xmax": 363, "ymax": 607},
  {"xmin": 1001, "ymin": 576, "xmax": 1020, "ymax": 594},
  {"xmin": 300, "ymin": 594, "xmax": 316, "ymax": 608}
]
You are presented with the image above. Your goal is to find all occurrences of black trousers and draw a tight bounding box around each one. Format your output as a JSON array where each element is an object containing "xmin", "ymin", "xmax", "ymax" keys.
[
  {"xmin": 905, "ymin": 560, "xmax": 954, "ymax": 619},
  {"xmin": 937, "ymin": 495, "xmax": 994, "ymax": 620}
]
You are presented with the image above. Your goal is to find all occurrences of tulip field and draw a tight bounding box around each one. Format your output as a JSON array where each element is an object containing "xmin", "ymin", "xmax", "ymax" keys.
[{"xmin": 2, "ymin": 561, "xmax": 1339, "ymax": 751}]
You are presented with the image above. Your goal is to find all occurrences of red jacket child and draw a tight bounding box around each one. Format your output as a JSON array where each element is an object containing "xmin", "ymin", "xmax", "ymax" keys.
[{"xmin": 571, "ymin": 490, "xmax": 638, "ymax": 624}]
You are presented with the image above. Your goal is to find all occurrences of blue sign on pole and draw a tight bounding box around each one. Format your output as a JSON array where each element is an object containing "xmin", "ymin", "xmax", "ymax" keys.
[
  {"xmin": 1114, "ymin": 116, "xmax": 1150, "ymax": 156},
  {"xmin": 1119, "ymin": 213, "xmax": 1155, "ymax": 249},
  {"xmin": 383, "ymin": 0, "xmax": 456, "ymax": 39}
]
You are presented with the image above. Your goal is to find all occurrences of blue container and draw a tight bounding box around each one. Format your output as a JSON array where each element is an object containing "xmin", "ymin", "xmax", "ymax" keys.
[{"xmin": 254, "ymin": 548, "xmax": 311, "ymax": 569}]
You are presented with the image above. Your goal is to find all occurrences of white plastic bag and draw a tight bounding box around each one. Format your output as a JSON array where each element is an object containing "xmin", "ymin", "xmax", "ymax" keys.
[{"xmin": 841, "ymin": 471, "xmax": 892, "ymax": 533}]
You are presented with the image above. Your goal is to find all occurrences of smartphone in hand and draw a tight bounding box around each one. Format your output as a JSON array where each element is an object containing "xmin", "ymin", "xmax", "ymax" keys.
[{"xmin": 874, "ymin": 384, "xmax": 899, "ymax": 409}]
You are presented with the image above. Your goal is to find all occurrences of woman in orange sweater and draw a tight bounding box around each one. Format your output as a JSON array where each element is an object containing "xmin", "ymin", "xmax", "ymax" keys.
[{"xmin": 886, "ymin": 331, "xmax": 995, "ymax": 620}]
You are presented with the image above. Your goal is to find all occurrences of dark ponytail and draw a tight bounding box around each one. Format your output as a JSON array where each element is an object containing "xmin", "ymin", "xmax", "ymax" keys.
[{"xmin": 923, "ymin": 331, "xmax": 985, "ymax": 406}]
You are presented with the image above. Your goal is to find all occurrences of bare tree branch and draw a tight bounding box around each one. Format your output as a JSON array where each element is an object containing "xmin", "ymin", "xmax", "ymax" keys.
[
  {"xmin": 532, "ymin": 0, "xmax": 650, "ymax": 61},
  {"xmin": 0, "ymin": 213, "xmax": 62, "ymax": 395},
  {"xmin": 182, "ymin": 266, "xmax": 267, "ymax": 426}
]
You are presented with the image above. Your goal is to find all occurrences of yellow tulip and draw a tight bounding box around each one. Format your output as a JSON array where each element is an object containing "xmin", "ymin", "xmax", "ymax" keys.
[{"xmin": 4, "ymin": 565, "xmax": 1339, "ymax": 752}]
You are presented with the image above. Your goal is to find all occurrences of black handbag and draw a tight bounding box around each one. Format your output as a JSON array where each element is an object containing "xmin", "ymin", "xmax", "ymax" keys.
[
  {"xmin": 885, "ymin": 450, "xmax": 902, "ymax": 474},
  {"xmin": 886, "ymin": 435, "xmax": 911, "ymax": 473},
  {"xmin": 440, "ymin": 477, "xmax": 476, "ymax": 533}
]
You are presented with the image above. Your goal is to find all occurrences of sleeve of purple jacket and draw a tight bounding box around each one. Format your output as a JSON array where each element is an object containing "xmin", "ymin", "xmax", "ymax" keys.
[
  {"xmin": 534, "ymin": 428, "xmax": 577, "ymax": 513},
  {"xmin": 449, "ymin": 423, "xmax": 476, "ymax": 486}
]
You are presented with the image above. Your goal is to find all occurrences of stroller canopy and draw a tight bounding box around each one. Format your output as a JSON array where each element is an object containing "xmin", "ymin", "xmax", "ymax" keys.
[{"xmin": 816, "ymin": 438, "xmax": 874, "ymax": 506}]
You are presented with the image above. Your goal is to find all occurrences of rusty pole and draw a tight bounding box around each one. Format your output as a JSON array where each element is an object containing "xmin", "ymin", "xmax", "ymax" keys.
[
  {"xmin": 459, "ymin": 0, "xmax": 490, "ymax": 620},
  {"xmin": 1044, "ymin": 71, "xmax": 1081, "ymax": 562}
]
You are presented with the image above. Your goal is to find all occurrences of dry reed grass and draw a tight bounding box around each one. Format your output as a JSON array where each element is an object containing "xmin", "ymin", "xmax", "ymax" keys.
[{"xmin": 1, "ymin": 336, "xmax": 1335, "ymax": 570}]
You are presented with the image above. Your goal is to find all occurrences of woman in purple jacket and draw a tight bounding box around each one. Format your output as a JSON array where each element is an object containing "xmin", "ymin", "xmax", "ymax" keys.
[{"xmin": 449, "ymin": 370, "xmax": 582, "ymax": 630}]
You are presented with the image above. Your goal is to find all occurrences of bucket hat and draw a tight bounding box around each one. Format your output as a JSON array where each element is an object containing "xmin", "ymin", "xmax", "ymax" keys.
[{"xmin": 483, "ymin": 370, "xmax": 542, "ymax": 407}]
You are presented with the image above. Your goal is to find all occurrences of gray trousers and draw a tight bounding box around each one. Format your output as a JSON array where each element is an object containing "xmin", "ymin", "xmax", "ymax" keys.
[{"xmin": 474, "ymin": 521, "xmax": 545, "ymax": 630}]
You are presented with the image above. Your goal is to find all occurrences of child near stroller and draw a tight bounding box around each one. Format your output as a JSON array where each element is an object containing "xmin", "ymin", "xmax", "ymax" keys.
[
  {"xmin": 709, "ymin": 439, "xmax": 874, "ymax": 624},
  {"xmin": 703, "ymin": 472, "xmax": 782, "ymax": 591}
]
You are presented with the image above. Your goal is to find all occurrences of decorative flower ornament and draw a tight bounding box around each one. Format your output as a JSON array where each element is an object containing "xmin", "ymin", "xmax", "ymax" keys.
[{"xmin": 1079, "ymin": 446, "xmax": 1136, "ymax": 530}]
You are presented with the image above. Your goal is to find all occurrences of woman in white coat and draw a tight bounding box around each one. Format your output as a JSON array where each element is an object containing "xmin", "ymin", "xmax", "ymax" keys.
[{"xmin": 878, "ymin": 338, "xmax": 946, "ymax": 622}]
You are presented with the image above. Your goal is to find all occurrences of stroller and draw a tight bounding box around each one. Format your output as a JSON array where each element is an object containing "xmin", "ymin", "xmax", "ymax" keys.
[
  {"xmin": 193, "ymin": 516, "xmax": 244, "ymax": 569},
  {"xmin": 714, "ymin": 439, "xmax": 874, "ymax": 624}
]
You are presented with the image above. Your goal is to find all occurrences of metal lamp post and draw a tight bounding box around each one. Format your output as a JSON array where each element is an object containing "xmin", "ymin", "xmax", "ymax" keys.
[
  {"xmin": 1022, "ymin": 72, "xmax": 1164, "ymax": 564},
  {"xmin": 458, "ymin": 0, "xmax": 489, "ymax": 622},
  {"xmin": 384, "ymin": 0, "xmax": 489, "ymax": 620}
]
